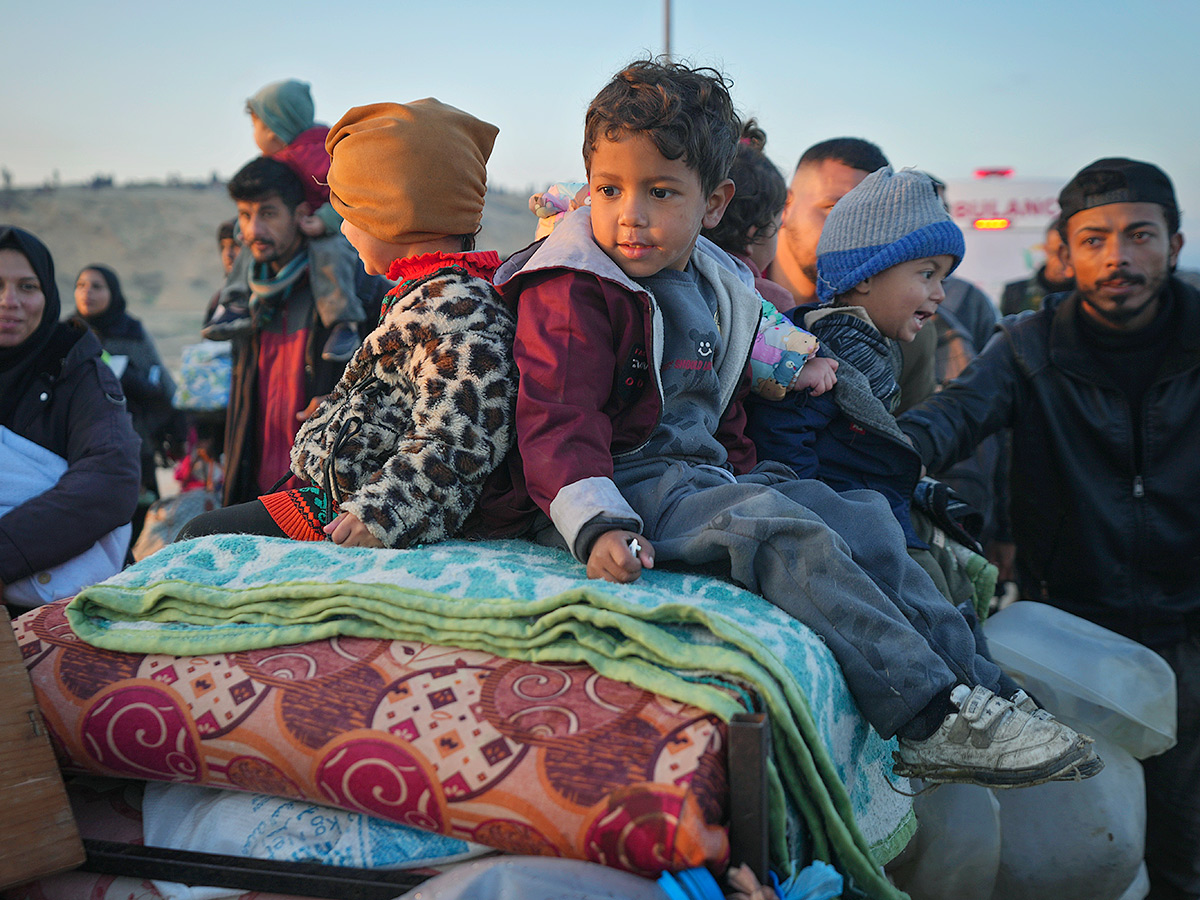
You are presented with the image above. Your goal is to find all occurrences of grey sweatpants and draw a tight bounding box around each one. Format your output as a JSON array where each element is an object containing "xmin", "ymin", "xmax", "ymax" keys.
[{"xmin": 617, "ymin": 461, "xmax": 1006, "ymax": 738}]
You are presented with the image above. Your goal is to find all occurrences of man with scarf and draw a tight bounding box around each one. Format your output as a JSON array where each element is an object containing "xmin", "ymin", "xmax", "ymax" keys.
[
  {"xmin": 900, "ymin": 158, "xmax": 1200, "ymax": 900},
  {"xmin": 222, "ymin": 157, "xmax": 389, "ymax": 506}
]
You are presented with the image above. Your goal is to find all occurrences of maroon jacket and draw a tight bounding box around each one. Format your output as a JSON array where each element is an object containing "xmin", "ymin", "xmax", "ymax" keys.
[
  {"xmin": 469, "ymin": 211, "xmax": 758, "ymax": 545},
  {"xmin": 271, "ymin": 125, "xmax": 331, "ymax": 213}
]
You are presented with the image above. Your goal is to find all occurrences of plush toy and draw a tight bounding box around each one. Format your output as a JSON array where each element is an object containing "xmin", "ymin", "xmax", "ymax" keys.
[
  {"xmin": 750, "ymin": 302, "xmax": 820, "ymax": 400},
  {"xmin": 528, "ymin": 182, "xmax": 589, "ymax": 239}
]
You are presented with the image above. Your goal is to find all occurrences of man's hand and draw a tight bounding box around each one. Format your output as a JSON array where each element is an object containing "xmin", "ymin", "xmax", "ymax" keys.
[
  {"xmin": 323, "ymin": 512, "xmax": 384, "ymax": 548},
  {"xmin": 587, "ymin": 530, "xmax": 654, "ymax": 583},
  {"xmin": 296, "ymin": 395, "xmax": 328, "ymax": 422},
  {"xmin": 986, "ymin": 540, "xmax": 1017, "ymax": 583},
  {"xmin": 790, "ymin": 357, "xmax": 838, "ymax": 396}
]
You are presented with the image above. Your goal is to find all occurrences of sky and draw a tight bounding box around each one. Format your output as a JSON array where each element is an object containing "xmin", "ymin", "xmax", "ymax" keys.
[{"xmin": 5, "ymin": 0, "xmax": 1200, "ymax": 264}]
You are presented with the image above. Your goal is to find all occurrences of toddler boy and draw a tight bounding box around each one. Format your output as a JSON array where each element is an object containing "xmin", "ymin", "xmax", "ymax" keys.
[
  {"xmin": 490, "ymin": 59, "xmax": 1099, "ymax": 787},
  {"xmin": 747, "ymin": 167, "xmax": 983, "ymax": 601}
]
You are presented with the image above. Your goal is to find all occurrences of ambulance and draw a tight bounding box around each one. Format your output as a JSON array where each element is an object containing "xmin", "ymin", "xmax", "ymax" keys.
[{"xmin": 941, "ymin": 169, "xmax": 1064, "ymax": 305}]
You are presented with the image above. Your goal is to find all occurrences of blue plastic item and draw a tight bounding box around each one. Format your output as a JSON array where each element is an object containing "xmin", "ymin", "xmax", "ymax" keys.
[{"xmin": 657, "ymin": 867, "xmax": 724, "ymax": 900}]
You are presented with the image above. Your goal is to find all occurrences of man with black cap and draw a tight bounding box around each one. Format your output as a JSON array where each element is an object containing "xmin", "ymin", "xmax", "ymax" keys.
[{"xmin": 899, "ymin": 157, "xmax": 1199, "ymax": 899}]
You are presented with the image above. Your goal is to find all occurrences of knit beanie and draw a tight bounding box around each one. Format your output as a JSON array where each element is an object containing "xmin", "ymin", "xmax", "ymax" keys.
[
  {"xmin": 325, "ymin": 99, "xmax": 498, "ymax": 245},
  {"xmin": 1058, "ymin": 158, "xmax": 1178, "ymax": 227},
  {"xmin": 247, "ymin": 80, "xmax": 316, "ymax": 145},
  {"xmin": 816, "ymin": 167, "xmax": 965, "ymax": 304}
]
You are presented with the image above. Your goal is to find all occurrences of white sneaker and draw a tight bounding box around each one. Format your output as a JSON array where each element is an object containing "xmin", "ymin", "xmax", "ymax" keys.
[
  {"xmin": 893, "ymin": 684, "xmax": 1102, "ymax": 788},
  {"xmin": 1009, "ymin": 689, "xmax": 1108, "ymax": 780},
  {"xmin": 1011, "ymin": 688, "xmax": 1054, "ymax": 720}
]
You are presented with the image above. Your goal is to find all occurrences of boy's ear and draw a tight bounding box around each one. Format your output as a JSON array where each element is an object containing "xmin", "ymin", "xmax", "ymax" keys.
[
  {"xmin": 701, "ymin": 179, "xmax": 736, "ymax": 230},
  {"xmin": 852, "ymin": 278, "xmax": 872, "ymax": 296}
]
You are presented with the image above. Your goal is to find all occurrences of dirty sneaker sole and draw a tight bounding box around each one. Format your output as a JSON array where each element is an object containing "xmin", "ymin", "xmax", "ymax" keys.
[
  {"xmin": 1050, "ymin": 753, "xmax": 1105, "ymax": 781},
  {"xmin": 892, "ymin": 742, "xmax": 1102, "ymax": 788}
]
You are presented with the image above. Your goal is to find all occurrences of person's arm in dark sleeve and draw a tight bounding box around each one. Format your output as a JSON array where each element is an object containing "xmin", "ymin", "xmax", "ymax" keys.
[
  {"xmin": 898, "ymin": 333, "xmax": 1024, "ymax": 474},
  {"xmin": 0, "ymin": 361, "xmax": 141, "ymax": 583}
]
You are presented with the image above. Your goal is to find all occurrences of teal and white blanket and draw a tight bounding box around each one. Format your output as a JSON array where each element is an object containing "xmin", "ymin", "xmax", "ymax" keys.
[{"xmin": 67, "ymin": 536, "xmax": 914, "ymax": 899}]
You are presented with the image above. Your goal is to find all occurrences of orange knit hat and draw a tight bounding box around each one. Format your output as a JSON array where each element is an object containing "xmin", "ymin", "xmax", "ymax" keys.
[{"xmin": 326, "ymin": 99, "xmax": 498, "ymax": 244}]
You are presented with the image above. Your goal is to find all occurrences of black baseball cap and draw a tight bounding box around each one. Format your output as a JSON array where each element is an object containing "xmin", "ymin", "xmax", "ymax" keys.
[{"xmin": 1058, "ymin": 158, "xmax": 1178, "ymax": 226}]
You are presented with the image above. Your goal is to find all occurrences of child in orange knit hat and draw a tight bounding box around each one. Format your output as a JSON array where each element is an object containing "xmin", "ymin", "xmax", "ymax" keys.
[
  {"xmin": 180, "ymin": 98, "xmax": 517, "ymax": 549},
  {"xmin": 205, "ymin": 79, "xmax": 366, "ymax": 363}
]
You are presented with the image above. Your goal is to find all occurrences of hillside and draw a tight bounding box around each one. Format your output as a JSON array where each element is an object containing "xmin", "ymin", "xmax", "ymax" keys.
[{"xmin": 0, "ymin": 183, "xmax": 537, "ymax": 375}]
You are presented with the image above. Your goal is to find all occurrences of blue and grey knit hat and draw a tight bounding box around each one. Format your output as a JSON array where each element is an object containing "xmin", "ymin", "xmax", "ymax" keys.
[{"xmin": 815, "ymin": 167, "xmax": 965, "ymax": 304}]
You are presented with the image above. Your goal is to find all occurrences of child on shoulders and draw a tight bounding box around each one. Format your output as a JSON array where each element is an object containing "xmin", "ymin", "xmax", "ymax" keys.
[
  {"xmin": 483, "ymin": 59, "xmax": 1099, "ymax": 789},
  {"xmin": 181, "ymin": 98, "xmax": 516, "ymax": 550},
  {"xmin": 206, "ymin": 79, "xmax": 365, "ymax": 363}
]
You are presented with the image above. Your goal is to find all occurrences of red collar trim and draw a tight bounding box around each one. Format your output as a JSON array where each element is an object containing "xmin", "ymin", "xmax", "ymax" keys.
[{"xmin": 386, "ymin": 251, "xmax": 502, "ymax": 286}]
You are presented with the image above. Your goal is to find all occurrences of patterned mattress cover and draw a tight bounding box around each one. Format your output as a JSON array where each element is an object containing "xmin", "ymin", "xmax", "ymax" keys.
[{"xmin": 15, "ymin": 601, "xmax": 731, "ymax": 877}]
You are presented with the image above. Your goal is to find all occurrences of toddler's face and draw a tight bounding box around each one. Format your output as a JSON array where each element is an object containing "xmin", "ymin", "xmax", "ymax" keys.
[
  {"xmin": 587, "ymin": 132, "xmax": 731, "ymax": 279},
  {"xmin": 249, "ymin": 111, "xmax": 286, "ymax": 155},
  {"xmin": 854, "ymin": 255, "xmax": 955, "ymax": 343},
  {"xmin": 341, "ymin": 219, "xmax": 400, "ymax": 277}
]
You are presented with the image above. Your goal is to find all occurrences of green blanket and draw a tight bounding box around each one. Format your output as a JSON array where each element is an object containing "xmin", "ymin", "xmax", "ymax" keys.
[{"xmin": 68, "ymin": 536, "xmax": 914, "ymax": 899}]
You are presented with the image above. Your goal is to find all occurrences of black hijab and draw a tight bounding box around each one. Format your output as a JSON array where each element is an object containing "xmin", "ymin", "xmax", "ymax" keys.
[
  {"xmin": 0, "ymin": 226, "xmax": 66, "ymax": 427},
  {"xmin": 73, "ymin": 263, "xmax": 133, "ymax": 336}
]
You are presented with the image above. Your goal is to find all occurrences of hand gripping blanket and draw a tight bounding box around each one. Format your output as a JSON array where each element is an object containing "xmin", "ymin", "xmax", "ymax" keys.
[{"xmin": 66, "ymin": 536, "xmax": 914, "ymax": 900}]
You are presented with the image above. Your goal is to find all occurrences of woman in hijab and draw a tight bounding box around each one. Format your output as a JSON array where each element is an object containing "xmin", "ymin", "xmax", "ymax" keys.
[
  {"xmin": 73, "ymin": 264, "xmax": 179, "ymax": 539},
  {"xmin": 0, "ymin": 226, "xmax": 141, "ymax": 610}
]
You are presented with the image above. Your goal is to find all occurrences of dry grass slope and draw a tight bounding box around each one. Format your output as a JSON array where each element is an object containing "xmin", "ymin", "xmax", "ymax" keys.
[{"xmin": 0, "ymin": 183, "xmax": 537, "ymax": 375}]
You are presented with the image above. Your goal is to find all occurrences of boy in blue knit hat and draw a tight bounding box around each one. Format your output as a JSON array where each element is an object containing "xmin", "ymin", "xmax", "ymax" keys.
[
  {"xmin": 747, "ymin": 168, "xmax": 983, "ymax": 604},
  {"xmin": 487, "ymin": 60, "xmax": 1100, "ymax": 789}
]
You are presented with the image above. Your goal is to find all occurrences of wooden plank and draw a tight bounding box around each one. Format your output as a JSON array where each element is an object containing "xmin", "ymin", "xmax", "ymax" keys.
[
  {"xmin": 0, "ymin": 606, "xmax": 84, "ymax": 888},
  {"xmin": 728, "ymin": 711, "xmax": 771, "ymax": 883}
]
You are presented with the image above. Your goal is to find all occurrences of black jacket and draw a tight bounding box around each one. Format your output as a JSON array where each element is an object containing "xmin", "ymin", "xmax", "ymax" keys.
[
  {"xmin": 899, "ymin": 278, "xmax": 1200, "ymax": 647},
  {"xmin": 0, "ymin": 322, "xmax": 142, "ymax": 584}
]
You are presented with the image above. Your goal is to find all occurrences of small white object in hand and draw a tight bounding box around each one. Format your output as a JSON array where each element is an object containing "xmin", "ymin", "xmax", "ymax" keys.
[{"xmin": 628, "ymin": 538, "xmax": 641, "ymax": 558}]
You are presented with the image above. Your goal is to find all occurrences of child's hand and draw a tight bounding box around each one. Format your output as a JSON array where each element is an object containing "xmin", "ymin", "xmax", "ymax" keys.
[
  {"xmin": 790, "ymin": 356, "xmax": 838, "ymax": 396},
  {"xmin": 296, "ymin": 395, "xmax": 329, "ymax": 422},
  {"xmin": 298, "ymin": 215, "xmax": 328, "ymax": 237},
  {"xmin": 726, "ymin": 863, "xmax": 780, "ymax": 900},
  {"xmin": 324, "ymin": 511, "xmax": 384, "ymax": 548},
  {"xmin": 587, "ymin": 530, "xmax": 654, "ymax": 583},
  {"xmin": 528, "ymin": 192, "xmax": 544, "ymax": 214}
]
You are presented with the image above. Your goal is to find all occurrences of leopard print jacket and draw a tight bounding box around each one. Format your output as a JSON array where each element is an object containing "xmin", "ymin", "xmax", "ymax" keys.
[{"xmin": 290, "ymin": 266, "xmax": 516, "ymax": 547}]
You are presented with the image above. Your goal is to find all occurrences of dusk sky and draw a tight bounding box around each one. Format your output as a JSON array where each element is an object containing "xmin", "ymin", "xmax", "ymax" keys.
[{"xmin": 6, "ymin": 0, "xmax": 1200, "ymax": 267}]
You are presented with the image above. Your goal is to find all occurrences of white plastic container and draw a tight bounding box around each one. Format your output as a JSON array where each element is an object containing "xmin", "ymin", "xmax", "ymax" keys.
[
  {"xmin": 981, "ymin": 601, "xmax": 1177, "ymax": 759},
  {"xmin": 887, "ymin": 783, "xmax": 1002, "ymax": 899},
  {"xmin": 990, "ymin": 730, "xmax": 1146, "ymax": 900}
]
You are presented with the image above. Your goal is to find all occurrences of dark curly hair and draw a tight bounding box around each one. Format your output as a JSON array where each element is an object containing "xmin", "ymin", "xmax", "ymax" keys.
[
  {"xmin": 583, "ymin": 58, "xmax": 740, "ymax": 195},
  {"xmin": 702, "ymin": 119, "xmax": 786, "ymax": 256}
]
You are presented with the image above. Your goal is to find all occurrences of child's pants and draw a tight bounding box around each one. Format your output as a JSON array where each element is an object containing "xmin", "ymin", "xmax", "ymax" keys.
[{"xmin": 618, "ymin": 461, "xmax": 1007, "ymax": 739}]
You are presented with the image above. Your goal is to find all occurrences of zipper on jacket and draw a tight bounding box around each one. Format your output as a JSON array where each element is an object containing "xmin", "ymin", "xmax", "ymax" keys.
[{"xmin": 1133, "ymin": 474, "xmax": 1145, "ymax": 498}]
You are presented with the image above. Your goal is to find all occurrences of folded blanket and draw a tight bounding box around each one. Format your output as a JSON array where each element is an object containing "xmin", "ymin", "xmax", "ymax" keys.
[{"xmin": 67, "ymin": 536, "xmax": 914, "ymax": 900}]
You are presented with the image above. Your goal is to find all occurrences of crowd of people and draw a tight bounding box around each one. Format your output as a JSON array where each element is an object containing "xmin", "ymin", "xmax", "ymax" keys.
[{"xmin": 1, "ymin": 66, "xmax": 1197, "ymax": 899}]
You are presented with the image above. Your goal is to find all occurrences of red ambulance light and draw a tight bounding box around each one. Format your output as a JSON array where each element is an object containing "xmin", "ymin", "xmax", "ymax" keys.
[{"xmin": 974, "ymin": 217, "xmax": 1012, "ymax": 230}]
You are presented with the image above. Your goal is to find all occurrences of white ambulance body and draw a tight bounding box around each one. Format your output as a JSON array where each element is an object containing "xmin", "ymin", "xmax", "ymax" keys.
[{"xmin": 942, "ymin": 170, "xmax": 1064, "ymax": 305}]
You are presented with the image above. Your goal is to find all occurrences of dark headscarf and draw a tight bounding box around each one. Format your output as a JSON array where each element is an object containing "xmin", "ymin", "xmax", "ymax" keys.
[
  {"xmin": 0, "ymin": 226, "xmax": 65, "ymax": 426},
  {"xmin": 73, "ymin": 263, "xmax": 131, "ymax": 336}
]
